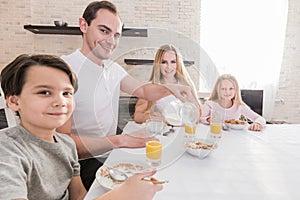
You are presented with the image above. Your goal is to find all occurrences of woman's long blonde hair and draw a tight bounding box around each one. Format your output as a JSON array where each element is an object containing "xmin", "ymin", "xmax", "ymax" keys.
[
  {"xmin": 147, "ymin": 44, "xmax": 199, "ymax": 110},
  {"xmin": 208, "ymin": 74, "xmax": 245, "ymax": 105}
]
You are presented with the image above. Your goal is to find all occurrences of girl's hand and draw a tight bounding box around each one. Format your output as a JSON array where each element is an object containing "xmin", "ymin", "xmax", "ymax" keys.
[{"xmin": 248, "ymin": 122, "xmax": 263, "ymax": 131}]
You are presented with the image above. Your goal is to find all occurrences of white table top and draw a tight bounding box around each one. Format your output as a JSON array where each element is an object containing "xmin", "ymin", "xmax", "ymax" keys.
[{"xmin": 85, "ymin": 123, "xmax": 300, "ymax": 200}]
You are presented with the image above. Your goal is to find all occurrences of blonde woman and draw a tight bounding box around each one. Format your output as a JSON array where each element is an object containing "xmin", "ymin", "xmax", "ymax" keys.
[
  {"xmin": 134, "ymin": 44, "xmax": 201, "ymax": 123},
  {"xmin": 200, "ymin": 74, "xmax": 266, "ymax": 131}
]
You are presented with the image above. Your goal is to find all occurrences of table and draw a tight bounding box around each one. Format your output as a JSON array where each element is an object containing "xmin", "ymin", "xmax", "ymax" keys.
[{"xmin": 85, "ymin": 123, "xmax": 300, "ymax": 200}]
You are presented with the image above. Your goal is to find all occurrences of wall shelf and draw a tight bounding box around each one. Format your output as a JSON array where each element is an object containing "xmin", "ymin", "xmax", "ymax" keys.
[
  {"xmin": 24, "ymin": 24, "xmax": 148, "ymax": 37},
  {"xmin": 24, "ymin": 25, "xmax": 81, "ymax": 35},
  {"xmin": 124, "ymin": 58, "xmax": 194, "ymax": 66}
]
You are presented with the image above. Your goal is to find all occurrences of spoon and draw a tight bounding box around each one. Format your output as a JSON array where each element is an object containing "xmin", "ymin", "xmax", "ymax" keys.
[
  {"xmin": 109, "ymin": 168, "xmax": 169, "ymax": 184},
  {"xmin": 222, "ymin": 123, "xmax": 229, "ymax": 131},
  {"xmin": 143, "ymin": 178, "xmax": 169, "ymax": 184},
  {"xmin": 109, "ymin": 168, "xmax": 128, "ymax": 182}
]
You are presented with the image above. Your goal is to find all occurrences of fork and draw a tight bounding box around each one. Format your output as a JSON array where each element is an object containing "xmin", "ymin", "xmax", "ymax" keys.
[{"xmin": 162, "ymin": 126, "xmax": 175, "ymax": 136}]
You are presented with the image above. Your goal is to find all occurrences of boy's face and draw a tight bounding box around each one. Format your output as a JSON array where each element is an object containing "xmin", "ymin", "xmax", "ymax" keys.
[{"xmin": 8, "ymin": 66, "xmax": 74, "ymax": 136}]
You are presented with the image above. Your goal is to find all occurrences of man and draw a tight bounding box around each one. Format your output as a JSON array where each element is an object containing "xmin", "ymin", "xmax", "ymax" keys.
[{"xmin": 57, "ymin": 1, "xmax": 193, "ymax": 189}]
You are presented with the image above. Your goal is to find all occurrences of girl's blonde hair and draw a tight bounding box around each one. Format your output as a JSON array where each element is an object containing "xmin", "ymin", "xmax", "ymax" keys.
[
  {"xmin": 208, "ymin": 74, "xmax": 245, "ymax": 105},
  {"xmin": 147, "ymin": 44, "xmax": 199, "ymax": 110}
]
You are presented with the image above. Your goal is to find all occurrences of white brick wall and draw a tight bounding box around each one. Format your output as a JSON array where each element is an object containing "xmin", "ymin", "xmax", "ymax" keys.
[
  {"xmin": 0, "ymin": 0, "xmax": 299, "ymax": 123},
  {"xmin": 0, "ymin": 0, "xmax": 200, "ymax": 70},
  {"xmin": 272, "ymin": 0, "xmax": 300, "ymax": 123}
]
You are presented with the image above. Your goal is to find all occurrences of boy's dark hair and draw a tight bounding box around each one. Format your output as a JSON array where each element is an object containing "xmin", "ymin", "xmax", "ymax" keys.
[
  {"xmin": 82, "ymin": 1, "xmax": 118, "ymax": 26},
  {"xmin": 0, "ymin": 54, "xmax": 78, "ymax": 99}
]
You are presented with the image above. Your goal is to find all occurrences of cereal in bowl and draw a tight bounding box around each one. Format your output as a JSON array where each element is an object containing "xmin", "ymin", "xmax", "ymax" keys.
[
  {"xmin": 185, "ymin": 141, "xmax": 215, "ymax": 150},
  {"xmin": 225, "ymin": 119, "xmax": 247, "ymax": 125}
]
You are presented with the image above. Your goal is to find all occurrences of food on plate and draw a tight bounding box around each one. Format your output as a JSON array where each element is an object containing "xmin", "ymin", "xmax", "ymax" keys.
[
  {"xmin": 185, "ymin": 140, "xmax": 218, "ymax": 159},
  {"xmin": 97, "ymin": 163, "xmax": 146, "ymax": 189},
  {"xmin": 225, "ymin": 119, "xmax": 247, "ymax": 125},
  {"xmin": 185, "ymin": 141, "xmax": 215, "ymax": 150}
]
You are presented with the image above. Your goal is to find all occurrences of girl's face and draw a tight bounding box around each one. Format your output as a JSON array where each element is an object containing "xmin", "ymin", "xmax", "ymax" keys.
[
  {"xmin": 160, "ymin": 50, "xmax": 177, "ymax": 80},
  {"xmin": 219, "ymin": 79, "xmax": 236, "ymax": 100},
  {"xmin": 9, "ymin": 66, "xmax": 74, "ymax": 138}
]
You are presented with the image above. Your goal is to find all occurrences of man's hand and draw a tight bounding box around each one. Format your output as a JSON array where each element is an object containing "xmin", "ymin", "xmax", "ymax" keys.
[
  {"xmin": 163, "ymin": 84, "xmax": 193, "ymax": 102},
  {"xmin": 109, "ymin": 130, "xmax": 159, "ymax": 148}
]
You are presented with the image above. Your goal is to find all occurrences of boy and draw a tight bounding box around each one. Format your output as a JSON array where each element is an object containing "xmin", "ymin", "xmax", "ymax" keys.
[{"xmin": 0, "ymin": 54, "xmax": 162, "ymax": 199}]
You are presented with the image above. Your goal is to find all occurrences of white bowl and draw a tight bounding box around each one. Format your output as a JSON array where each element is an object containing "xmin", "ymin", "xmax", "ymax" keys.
[
  {"xmin": 185, "ymin": 139, "xmax": 218, "ymax": 159},
  {"xmin": 225, "ymin": 122, "xmax": 247, "ymax": 130}
]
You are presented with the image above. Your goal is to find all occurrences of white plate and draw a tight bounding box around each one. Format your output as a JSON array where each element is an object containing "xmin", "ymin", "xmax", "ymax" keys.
[
  {"xmin": 225, "ymin": 122, "xmax": 247, "ymax": 130},
  {"xmin": 96, "ymin": 161, "xmax": 150, "ymax": 190},
  {"xmin": 185, "ymin": 139, "xmax": 218, "ymax": 159}
]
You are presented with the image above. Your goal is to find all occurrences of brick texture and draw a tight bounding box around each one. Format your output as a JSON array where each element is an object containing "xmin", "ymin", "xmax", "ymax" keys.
[
  {"xmin": 272, "ymin": 0, "xmax": 300, "ymax": 123},
  {"xmin": 0, "ymin": 0, "xmax": 299, "ymax": 122}
]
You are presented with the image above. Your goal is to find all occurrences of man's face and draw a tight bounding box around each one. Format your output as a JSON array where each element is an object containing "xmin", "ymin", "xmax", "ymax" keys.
[{"xmin": 82, "ymin": 9, "xmax": 122, "ymax": 61}]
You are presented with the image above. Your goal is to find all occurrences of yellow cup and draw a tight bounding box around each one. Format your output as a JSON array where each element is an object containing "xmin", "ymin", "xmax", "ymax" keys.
[
  {"xmin": 210, "ymin": 123, "xmax": 222, "ymax": 134},
  {"xmin": 185, "ymin": 124, "xmax": 197, "ymax": 134},
  {"xmin": 146, "ymin": 141, "xmax": 162, "ymax": 166}
]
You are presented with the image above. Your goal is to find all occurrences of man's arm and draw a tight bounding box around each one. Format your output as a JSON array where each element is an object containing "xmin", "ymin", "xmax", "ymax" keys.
[
  {"xmin": 56, "ymin": 118, "xmax": 115, "ymax": 159},
  {"xmin": 56, "ymin": 118, "xmax": 157, "ymax": 159},
  {"xmin": 120, "ymin": 75, "xmax": 170, "ymax": 101},
  {"xmin": 120, "ymin": 75, "xmax": 193, "ymax": 102}
]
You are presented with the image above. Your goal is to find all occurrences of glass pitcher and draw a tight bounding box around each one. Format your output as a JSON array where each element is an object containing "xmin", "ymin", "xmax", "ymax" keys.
[{"xmin": 155, "ymin": 95, "xmax": 199, "ymax": 126}]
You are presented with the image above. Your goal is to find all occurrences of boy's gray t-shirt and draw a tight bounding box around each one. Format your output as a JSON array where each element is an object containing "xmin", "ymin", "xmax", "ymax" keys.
[{"xmin": 0, "ymin": 125, "xmax": 80, "ymax": 199}]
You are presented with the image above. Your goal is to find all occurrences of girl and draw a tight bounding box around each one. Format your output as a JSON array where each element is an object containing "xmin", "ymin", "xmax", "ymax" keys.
[{"xmin": 200, "ymin": 74, "xmax": 266, "ymax": 131}]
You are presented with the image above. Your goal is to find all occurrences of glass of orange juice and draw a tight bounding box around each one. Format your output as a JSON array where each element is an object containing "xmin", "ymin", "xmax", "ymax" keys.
[
  {"xmin": 210, "ymin": 109, "xmax": 224, "ymax": 138},
  {"xmin": 184, "ymin": 124, "xmax": 197, "ymax": 140},
  {"xmin": 185, "ymin": 124, "xmax": 196, "ymax": 134},
  {"xmin": 146, "ymin": 141, "xmax": 162, "ymax": 166},
  {"xmin": 210, "ymin": 123, "xmax": 222, "ymax": 134}
]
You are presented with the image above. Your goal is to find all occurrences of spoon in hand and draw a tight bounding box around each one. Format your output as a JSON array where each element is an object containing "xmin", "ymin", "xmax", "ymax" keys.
[
  {"xmin": 109, "ymin": 168, "xmax": 128, "ymax": 182},
  {"xmin": 109, "ymin": 168, "xmax": 169, "ymax": 184}
]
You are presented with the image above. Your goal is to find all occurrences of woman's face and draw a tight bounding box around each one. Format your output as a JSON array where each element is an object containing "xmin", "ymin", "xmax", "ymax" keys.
[
  {"xmin": 219, "ymin": 79, "xmax": 236, "ymax": 100},
  {"xmin": 160, "ymin": 50, "xmax": 177, "ymax": 80}
]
